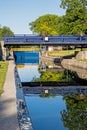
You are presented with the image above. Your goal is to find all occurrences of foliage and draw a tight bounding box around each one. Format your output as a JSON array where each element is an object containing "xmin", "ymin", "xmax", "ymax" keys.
[
  {"xmin": 29, "ymin": 0, "xmax": 87, "ymax": 35},
  {"xmin": 0, "ymin": 26, "xmax": 14, "ymax": 38},
  {"xmin": 0, "ymin": 61, "xmax": 8, "ymax": 95},
  {"xmin": 60, "ymin": 0, "xmax": 87, "ymax": 35},
  {"xmin": 61, "ymin": 93, "xmax": 87, "ymax": 129},
  {"xmin": 29, "ymin": 14, "xmax": 61, "ymax": 36},
  {"xmin": 35, "ymin": 70, "xmax": 76, "ymax": 82},
  {"xmin": 80, "ymin": 59, "xmax": 87, "ymax": 62},
  {"xmin": 39, "ymin": 93, "xmax": 56, "ymax": 98}
]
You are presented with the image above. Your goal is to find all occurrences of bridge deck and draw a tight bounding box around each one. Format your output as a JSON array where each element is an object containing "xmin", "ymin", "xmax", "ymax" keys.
[{"xmin": 3, "ymin": 35, "xmax": 87, "ymax": 46}]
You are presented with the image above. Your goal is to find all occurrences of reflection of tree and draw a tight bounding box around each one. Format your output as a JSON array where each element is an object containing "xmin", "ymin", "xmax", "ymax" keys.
[
  {"xmin": 61, "ymin": 93, "xmax": 87, "ymax": 129},
  {"xmin": 39, "ymin": 93, "xmax": 56, "ymax": 98},
  {"xmin": 35, "ymin": 70, "xmax": 76, "ymax": 83}
]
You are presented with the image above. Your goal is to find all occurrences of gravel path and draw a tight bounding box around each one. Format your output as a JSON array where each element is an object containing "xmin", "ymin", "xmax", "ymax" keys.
[{"xmin": 0, "ymin": 60, "xmax": 19, "ymax": 130}]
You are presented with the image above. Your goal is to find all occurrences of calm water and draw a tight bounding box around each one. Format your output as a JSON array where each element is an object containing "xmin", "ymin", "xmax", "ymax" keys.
[
  {"xmin": 25, "ymin": 95, "xmax": 67, "ymax": 130},
  {"xmin": 14, "ymin": 51, "xmax": 87, "ymax": 130},
  {"xmin": 25, "ymin": 92, "xmax": 87, "ymax": 130}
]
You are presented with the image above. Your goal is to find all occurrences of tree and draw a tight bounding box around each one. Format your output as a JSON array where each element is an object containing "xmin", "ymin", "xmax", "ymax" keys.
[
  {"xmin": 61, "ymin": 93, "xmax": 87, "ymax": 129},
  {"xmin": 29, "ymin": 14, "xmax": 61, "ymax": 36},
  {"xmin": 0, "ymin": 26, "xmax": 14, "ymax": 38},
  {"xmin": 29, "ymin": 1, "xmax": 87, "ymax": 35},
  {"xmin": 60, "ymin": 0, "xmax": 87, "ymax": 35},
  {"xmin": 34, "ymin": 70, "xmax": 76, "ymax": 83}
]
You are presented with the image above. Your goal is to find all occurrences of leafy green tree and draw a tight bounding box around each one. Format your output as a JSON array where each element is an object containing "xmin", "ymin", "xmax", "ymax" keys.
[
  {"xmin": 29, "ymin": 14, "xmax": 61, "ymax": 36},
  {"xmin": 60, "ymin": 0, "xmax": 87, "ymax": 35},
  {"xmin": 0, "ymin": 26, "xmax": 14, "ymax": 38},
  {"xmin": 61, "ymin": 93, "xmax": 87, "ymax": 129},
  {"xmin": 29, "ymin": 0, "xmax": 87, "ymax": 35},
  {"xmin": 39, "ymin": 93, "xmax": 56, "ymax": 98},
  {"xmin": 34, "ymin": 70, "xmax": 76, "ymax": 82}
]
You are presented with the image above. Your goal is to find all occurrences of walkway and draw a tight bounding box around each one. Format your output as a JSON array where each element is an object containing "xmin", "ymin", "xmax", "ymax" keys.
[{"xmin": 0, "ymin": 60, "xmax": 19, "ymax": 130}]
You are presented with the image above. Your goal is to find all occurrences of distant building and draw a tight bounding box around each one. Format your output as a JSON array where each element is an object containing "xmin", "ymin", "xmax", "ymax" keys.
[{"xmin": 48, "ymin": 45, "xmax": 63, "ymax": 51}]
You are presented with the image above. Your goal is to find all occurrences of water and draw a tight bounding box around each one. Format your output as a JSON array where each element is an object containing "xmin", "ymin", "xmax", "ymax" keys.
[
  {"xmin": 25, "ymin": 95, "xmax": 67, "ymax": 130},
  {"xmin": 17, "ymin": 65, "xmax": 40, "ymax": 82},
  {"xmin": 14, "ymin": 51, "xmax": 87, "ymax": 130},
  {"xmin": 25, "ymin": 93, "xmax": 87, "ymax": 130},
  {"xmin": 14, "ymin": 51, "xmax": 39, "ymax": 65}
]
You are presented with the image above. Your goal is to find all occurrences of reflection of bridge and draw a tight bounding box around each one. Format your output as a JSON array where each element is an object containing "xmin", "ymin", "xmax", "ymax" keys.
[
  {"xmin": 3, "ymin": 35, "xmax": 87, "ymax": 46},
  {"xmin": 23, "ymin": 86, "xmax": 87, "ymax": 95},
  {"xmin": 13, "ymin": 51, "xmax": 40, "ymax": 65}
]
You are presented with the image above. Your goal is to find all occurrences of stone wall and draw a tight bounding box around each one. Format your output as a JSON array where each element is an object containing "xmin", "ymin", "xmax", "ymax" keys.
[
  {"xmin": 0, "ymin": 41, "xmax": 6, "ymax": 60},
  {"xmin": 61, "ymin": 59, "xmax": 87, "ymax": 69},
  {"xmin": 61, "ymin": 61, "xmax": 87, "ymax": 80},
  {"xmin": 76, "ymin": 51, "xmax": 87, "ymax": 60},
  {"xmin": 61, "ymin": 51, "xmax": 87, "ymax": 69},
  {"xmin": 0, "ymin": 43, "xmax": 2, "ymax": 60}
]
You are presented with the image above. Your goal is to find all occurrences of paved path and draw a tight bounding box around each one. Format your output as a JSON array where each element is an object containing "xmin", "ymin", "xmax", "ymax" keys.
[{"xmin": 0, "ymin": 60, "xmax": 19, "ymax": 130}]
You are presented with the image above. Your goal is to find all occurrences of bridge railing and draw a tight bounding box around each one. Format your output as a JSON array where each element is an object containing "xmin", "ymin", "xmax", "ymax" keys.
[{"xmin": 3, "ymin": 35, "xmax": 87, "ymax": 45}]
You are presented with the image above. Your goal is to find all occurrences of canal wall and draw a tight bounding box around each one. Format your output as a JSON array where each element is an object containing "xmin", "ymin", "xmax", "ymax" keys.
[
  {"xmin": 0, "ymin": 40, "xmax": 13, "ymax": 60},
  {"xmin": 61, "ymin": 59, "xmax": 87, "ymax": 69},
  {"xmin": 61, "ymin": 62, "xmax": 87, "ymax": 80},
  {"xmin": 61, "ymin": 51, "xmax": 87, "ymax": 69},
  {"xmin": 0, "ymin": 43, "xmax": 2, "ymax": 60},
  {"xmin": 75, "ymin": 51, "xmax": 87, "ymax": 60},
  {"xmin": 0, "ymin": 40, "xmax": 6, "ymax": 60}
]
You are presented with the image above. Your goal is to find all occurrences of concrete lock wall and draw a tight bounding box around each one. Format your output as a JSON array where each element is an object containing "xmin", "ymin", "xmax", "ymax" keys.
[
  {"xmin": 61, "ymin": 51, "xmax": 87, "ymax": 69},
  {"xmin": 76, "ymin": 51, "xmax": 87, "ymax": 60},
  {"xmin": 0, "ymin": 41, "xmax": 7, "ymax": 60},
  {"xmin": 0, "ymin": 43, "xmax": 2, "ymax": 60}
]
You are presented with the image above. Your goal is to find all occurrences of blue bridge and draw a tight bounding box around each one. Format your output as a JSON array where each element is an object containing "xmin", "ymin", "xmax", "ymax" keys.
[{"xmin": 3, "ymin": 35, "xmax": 87, "ymax": 46}]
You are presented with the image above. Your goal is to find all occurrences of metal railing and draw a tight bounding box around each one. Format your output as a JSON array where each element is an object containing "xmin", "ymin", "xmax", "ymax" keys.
[{"xmin": 3, "ymin": 35, "xmax": 87, "ymax": 46}]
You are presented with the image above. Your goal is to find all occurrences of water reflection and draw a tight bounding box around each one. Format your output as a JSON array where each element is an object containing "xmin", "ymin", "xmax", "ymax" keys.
[
  {"xmin": 62, "ymin": 64, "xmax": 87, "ymax": 80},
  {"xmin": 25, "ymin": 94, "xmax": 67, "ymax": 130},
  {"xmin": 17, "ymin": 65, "xmax": 40, "ymax": 82},
  {"xmin": 14, "ymin": 51, "xmax": 87, "ymax": 84},
  {"xmin": 14, "ymin": 51, "xmax": 87, "ymax": 130},
  {"xmin": 17, "ymin": 65, "xmax": 80, "ymax": 86},
  {"xmin": 25, "ymin": 92, "xmax": 87, "ymax": 130},
  {"xmin": 35, "ymin": 69, "xmax": 76, "ymax": 83},
  {"xmin": 61, "ymin": 93, "xmax": 87, "ymax": 129},
  {"xmin": 13, "ymin": 51, "xmax": 39, "ymax": 65},
  {"xmin": 16, "ymin": 62, "xmax": 87, "ymax": 86}
]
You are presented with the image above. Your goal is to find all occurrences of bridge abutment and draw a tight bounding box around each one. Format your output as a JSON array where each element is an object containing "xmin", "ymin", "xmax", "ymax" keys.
[{"xmin": 0, "ymin": 40, "xmax": 9, "ymax": 60}]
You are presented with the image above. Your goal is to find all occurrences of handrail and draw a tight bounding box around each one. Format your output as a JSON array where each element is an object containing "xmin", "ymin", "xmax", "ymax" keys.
[{"xmin": 3, "ymin": 35, "xmax": 87, "ymax": 46}]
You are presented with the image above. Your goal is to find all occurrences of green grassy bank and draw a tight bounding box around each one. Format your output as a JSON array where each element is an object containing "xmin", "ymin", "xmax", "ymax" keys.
[
  {"xmin": 48, "ymin": 49, "xmax": 81, "ymax": 57},
  {"xmin": 0, "ymin": 61, "xmax": 9, "ymax": 95}
]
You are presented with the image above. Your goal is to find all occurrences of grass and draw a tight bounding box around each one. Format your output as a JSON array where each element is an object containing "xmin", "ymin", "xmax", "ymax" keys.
[
  {"xmin": 47, "ymin": 49, "xmax": 81, "ymax": 57},
  {"xmin": 0, "ymin": 61, "xmax": 9, "ymax": 95},
  {"xmin": 80, "ymin": 59, "xmax": 87, "ymax": 62}
]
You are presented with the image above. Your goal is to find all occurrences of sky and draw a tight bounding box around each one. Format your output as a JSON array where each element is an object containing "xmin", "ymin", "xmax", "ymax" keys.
[{"xmin": 0, "ymin": 0, "xmax": 66, "ymax": 34}]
